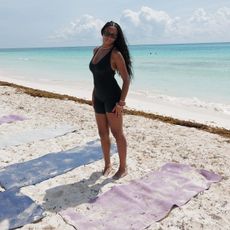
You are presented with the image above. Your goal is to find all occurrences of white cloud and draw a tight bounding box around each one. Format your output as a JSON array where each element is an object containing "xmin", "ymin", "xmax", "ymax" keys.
[
  {"xmin": 120, "ymin": 6, "xmax": 230, "ymax": 44},
  {"xmin": 121, "ymin": 9, "xmax": 140, "ymax": 27},
  {"xmin": 178, "ymin": 7, "xmax": 230, "ymax": 42},
  {"xmin": 50, "ymin": 6, "xmax": 230, "ymax": 45},
  {"xmin": 189, "ymin": 8, "xmax": 210, "ymax": 23},
  {"xmin": 50, "ymin": 15, "xmax": 104, "ymax": 45},
  {"xmin": 120, "ymin": 6, "xmax": 172, "ymax": 43}
]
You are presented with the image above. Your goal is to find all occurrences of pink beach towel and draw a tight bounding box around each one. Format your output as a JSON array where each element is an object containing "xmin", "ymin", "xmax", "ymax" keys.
[
  {"xmin": 60, "ymin": 163, "xmax": 221, "ymax": 230},
  {"xmin": 0, "ymin": 114, "xmax": 26, "ymax": 125}
]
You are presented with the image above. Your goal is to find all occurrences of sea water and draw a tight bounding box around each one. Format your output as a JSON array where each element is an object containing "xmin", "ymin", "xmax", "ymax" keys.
[{"xmin": 0, "ymin": 42, "xmax": 230, "ymax": 120}]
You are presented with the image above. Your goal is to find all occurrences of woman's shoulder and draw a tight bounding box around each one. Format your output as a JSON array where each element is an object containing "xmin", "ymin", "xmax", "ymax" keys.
[
  {"xmin": 111, "ymin": 48, "xmax": 123, "ymax": 60},
  {"xmin": 93, "ymin": 46, "xmax": 100, "ymax": 54},
  {"xmin": 111, "ymin": 47, "xmax": 119, "ymax": 53}
]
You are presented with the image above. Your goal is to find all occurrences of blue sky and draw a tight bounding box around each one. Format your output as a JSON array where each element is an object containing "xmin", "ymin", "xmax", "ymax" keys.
[{"xmin": 1, "ymin": 0, "xmax": 230, "ymax": 48}]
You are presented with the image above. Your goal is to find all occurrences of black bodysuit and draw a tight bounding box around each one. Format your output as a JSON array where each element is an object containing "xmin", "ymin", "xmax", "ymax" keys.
[{"xmin": 89, "ymin": 48, "xmax": 121, "ymax": 113}]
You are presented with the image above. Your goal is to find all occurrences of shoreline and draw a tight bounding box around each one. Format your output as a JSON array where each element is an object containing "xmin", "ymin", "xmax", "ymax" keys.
[
  {"xmin": 0, "ymin": 73, "xmax": 230, "ymax": 130},
  {"xmin": 1, "ymin": 80, "xmax": 230, "ymax": 139}
]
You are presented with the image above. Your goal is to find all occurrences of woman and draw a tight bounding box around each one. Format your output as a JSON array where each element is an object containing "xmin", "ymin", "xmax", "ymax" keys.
[{"xmin": 89, "ymin": 21, "xmax": 133, "ymax": 179}]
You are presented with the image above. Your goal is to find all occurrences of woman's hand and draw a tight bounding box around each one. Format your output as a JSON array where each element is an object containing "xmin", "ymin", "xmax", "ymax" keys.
[{"xmin": 112, "ymin": 103, "xmax": 124, "ymax": 117}]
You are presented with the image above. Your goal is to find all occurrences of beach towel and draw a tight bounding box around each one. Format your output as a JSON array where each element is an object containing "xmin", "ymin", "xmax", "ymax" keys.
[
  {"xmin": 0, "ymin": 114, "xmax": 26, "ymax": 125},
  {"xmin": 60, "ymin": 162, "xmax": 222, "ymax": 230},
  {"xmin": 0, "ymin": 140, "xmax": 116, "ymax": 189},
  {"xmin": 0, "ymin": 124, "xmax": 75, "ymax": 148},
  {"xmin": 0, "ymin": 188, "xmax": 44, "ymax": 230}
]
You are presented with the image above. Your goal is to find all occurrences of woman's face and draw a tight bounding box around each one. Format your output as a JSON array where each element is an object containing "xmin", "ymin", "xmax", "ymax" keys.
[{"xmin": 102, "ymin": 26, "xmax": 118, "ymax": 46}]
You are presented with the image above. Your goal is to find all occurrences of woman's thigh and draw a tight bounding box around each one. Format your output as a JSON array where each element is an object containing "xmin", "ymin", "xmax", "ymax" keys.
[
  {"xmin": 95, "ymin": 113, "xmax": 109, "ymax": 136},
  {"xmin": 106, "ymin": 112, "xmax": 123, "ymax": 136}
]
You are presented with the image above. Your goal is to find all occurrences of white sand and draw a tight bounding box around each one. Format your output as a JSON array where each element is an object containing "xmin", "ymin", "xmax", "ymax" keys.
[{"xmin": 0, "ymin": 85, "xmax": 230, "ymax": 230}]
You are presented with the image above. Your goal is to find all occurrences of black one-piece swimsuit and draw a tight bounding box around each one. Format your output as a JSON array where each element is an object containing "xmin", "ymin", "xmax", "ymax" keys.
[{"xmin": 89, "ymin": 48, "xmax": 121, "ymax": 114}]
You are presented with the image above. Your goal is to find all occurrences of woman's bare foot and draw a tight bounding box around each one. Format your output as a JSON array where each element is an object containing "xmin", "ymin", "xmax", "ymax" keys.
[
  {"xmin": 102, "ymin": 164, "xmax": 112, "ymax": 176},
  {"xmin": 112, "ymin": 167, "xmax": 128, "ymax": 180}
]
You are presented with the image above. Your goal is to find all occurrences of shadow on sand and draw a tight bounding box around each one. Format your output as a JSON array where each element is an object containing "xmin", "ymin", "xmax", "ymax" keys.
[{"xmin": 42, "ymin": 171, "xmax": 114, "ymax": 213}]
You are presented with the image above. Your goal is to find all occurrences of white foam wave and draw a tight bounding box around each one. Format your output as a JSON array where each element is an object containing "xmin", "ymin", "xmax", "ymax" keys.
[
  {"xmin": 130, "ymin": 90, "xmax": 230, "ymax": 115},
  {"xmin": 18, "ymin": 57, "xmax": 30, "ymax": 61}
]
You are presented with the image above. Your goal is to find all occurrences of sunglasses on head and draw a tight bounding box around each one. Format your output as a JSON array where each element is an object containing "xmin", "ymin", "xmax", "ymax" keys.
[{"xmin": 103, "ymin": 30, "xmax": 117, "ymax": 39}]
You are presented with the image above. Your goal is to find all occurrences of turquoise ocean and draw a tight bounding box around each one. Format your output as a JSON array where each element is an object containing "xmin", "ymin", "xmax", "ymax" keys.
[{"xmin": 0, "ymin": 42, "xmax": 230, "ymax": 115}]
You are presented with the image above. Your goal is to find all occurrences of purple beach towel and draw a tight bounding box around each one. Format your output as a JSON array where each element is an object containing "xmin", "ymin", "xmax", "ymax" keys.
[
  {"xmin": 60, "ymin": 162, "xmax": 222, "ymax": 230},
  {"xmin": 0, "ymin": 114, "xmax": 26, "ymax": 125}
]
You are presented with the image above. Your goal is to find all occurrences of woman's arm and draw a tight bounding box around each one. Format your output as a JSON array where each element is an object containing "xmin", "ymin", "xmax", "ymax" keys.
[
  {"xmin": 112, "ymin": 50, "xmax": 130, "ymax": 104},
  {"xmin": 92, "ymin": 87, "xmax": 95, "ymax": 106}
]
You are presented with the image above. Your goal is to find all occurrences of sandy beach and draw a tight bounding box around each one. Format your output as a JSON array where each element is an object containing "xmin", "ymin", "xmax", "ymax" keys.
[{"xmin": 0, "ymin": 84, "xmax": 230, "ymax": 230}]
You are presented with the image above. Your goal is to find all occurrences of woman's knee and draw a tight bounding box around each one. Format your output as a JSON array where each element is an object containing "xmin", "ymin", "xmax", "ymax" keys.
[
  {"xmin": 98, "ymin": 129, "xmax": 110, "ymax": 139},
  {"xmin": 111, "ymin": 129, "xmax": 124, "ymax": 140}
]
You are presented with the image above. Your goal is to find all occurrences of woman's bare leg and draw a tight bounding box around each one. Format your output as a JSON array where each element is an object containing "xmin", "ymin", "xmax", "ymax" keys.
[
  {"xmin": 95, "ymin": 113, "xmax": 112, "ymax": 176},
  {"xmin": 106, "ymin": 113, "xmax": 127, "ymax": 179}
]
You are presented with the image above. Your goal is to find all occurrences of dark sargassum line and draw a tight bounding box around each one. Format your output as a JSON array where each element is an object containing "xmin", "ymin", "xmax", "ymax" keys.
[{"xmin": 1, "ymin": 80, "xmax": 230, "ymax": 140}]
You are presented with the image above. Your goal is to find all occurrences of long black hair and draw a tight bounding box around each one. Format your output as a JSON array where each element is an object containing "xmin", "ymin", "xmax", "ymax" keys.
[{"xmin": 101, "ymin": 21, "xmax": 133, "ymax": 79}]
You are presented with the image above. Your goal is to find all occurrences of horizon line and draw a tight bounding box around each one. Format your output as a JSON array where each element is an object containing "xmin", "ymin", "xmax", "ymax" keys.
[{"xmin": 0, "ymin": 41, "xmax": 230, "ymax": 50}]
